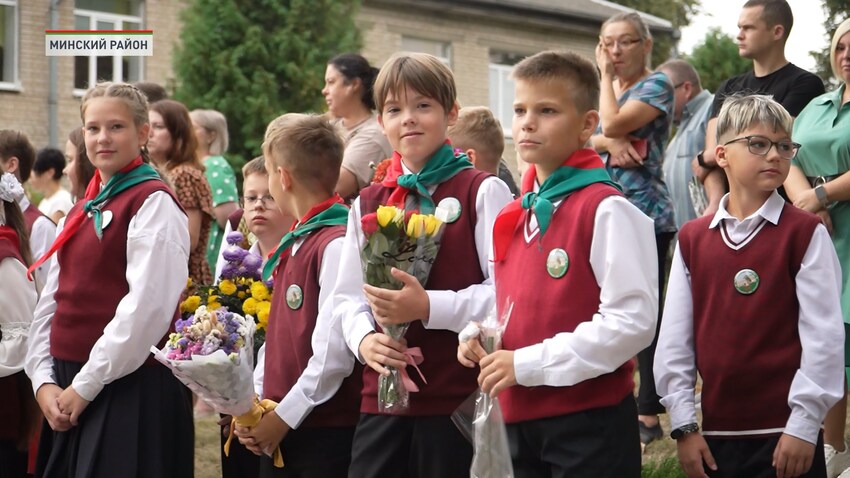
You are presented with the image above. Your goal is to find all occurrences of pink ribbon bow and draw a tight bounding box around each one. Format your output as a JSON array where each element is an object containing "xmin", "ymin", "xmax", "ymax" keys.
[{"xmin": 399, "ymin": 347, "xmax": 427, "ymax": 392}]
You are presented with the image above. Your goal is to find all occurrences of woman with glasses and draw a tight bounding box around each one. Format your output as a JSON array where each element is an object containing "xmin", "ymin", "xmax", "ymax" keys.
[
  {"xmin": 784, "ymin": 19, "xmax": 850, "ymax": 477},
  {"xmin": 591, "ymin": 11, "xmax": 676, "ymax": 447}
]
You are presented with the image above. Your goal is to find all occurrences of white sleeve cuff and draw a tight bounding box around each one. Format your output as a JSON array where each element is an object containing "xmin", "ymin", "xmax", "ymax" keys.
[
  {"xmin": 71, "ymin": 373, "xmax": 104, "ymax": 402},
  {"xmin": 660, "ymin": 390, "xmax": 698, "ymax": 430},
  {"xmin": 424, "ymin": 290, "xmax": 454, "ymax": 330},
  {"xmin": 276, "ymin": 388, "xmax": 313, "ymax": 429},
  {"xmin": 513, "ymin": 344, "xmax": 545, "ymax": 387},
  {"xmin": 345, "ymin": 311, "xmax": 376, "ymax": 362},
  {"xmin": 784, "ymin": 412, "xmax": 822, "ymax": 445}
]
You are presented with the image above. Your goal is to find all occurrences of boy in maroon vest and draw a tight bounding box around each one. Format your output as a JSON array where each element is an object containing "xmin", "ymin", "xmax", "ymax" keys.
[
  {"xmin": 234, "ymin": 113, "xmax": 361, "ymax": 478},
  {"xmin": 655, "ymin": 94, "xmax": 844, "ymax": 478},
  {"xmin": 331, "ymin": 52, "xmax": 512, "ymax": 477},
  {"xmin": 457, "ymin": 51, "xmax": 659, "ymax": 476}
]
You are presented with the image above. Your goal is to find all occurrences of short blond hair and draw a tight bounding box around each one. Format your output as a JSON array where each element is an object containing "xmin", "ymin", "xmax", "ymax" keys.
[
  {"xmin": 374, "ymin": 52, "xmax": 456, "ymax": 114},
  {"xmin": 242, "ymin": 156, "xmax": 267, "ymax": 178},
  {"xmin": 447, "ymin": 106, "xmax": 504, "ymax": 168},
  {"xmin": 715, "ymin": 94, "xmax": 793, "ymax": 143},
  {"xmin": 511, "ymin": 51, "xmax": 600, "ymax": 113},
  {"xmin": 262, "ymin": 113, "xmax": 344, "ymax": 195},
  {"xmin": 190, "ymin": 109, "xmax": 229, "ymax": 155},
  {"xmin": 831, "ymin": 19, "xmax": 850, "ymax": 81}
]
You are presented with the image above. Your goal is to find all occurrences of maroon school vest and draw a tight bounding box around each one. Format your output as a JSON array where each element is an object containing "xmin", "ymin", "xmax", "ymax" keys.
[
  {"xmin": 495, "ymin": 183, "xmax": 635, "ymax": 423},
  {"xmin": 263, "ymin": 225, "xmax": 362, "ymax": 428},
  {"xmin": 23, "ymin": 203, "xmax": 48, "ymax": 235},
  {"xmin": 358, "ymin": 168, "xmax": 490, "ymax": 415},
  {"xmin": 50, "ymin": 179, "xmax": 182, "ymax": 365},
  {"xmin": 679, "ymin": 204, "xmax": 819, "ymax": 435},
  {"xmin": 0, "ymin": 231, "xmax": 25, "ymax": 442}
]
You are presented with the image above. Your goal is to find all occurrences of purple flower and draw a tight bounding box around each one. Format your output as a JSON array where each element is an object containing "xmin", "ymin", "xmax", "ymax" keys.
[
  {"xmin": 220, "ymin": 263, "xmax": 238, "ymax": 280},
  {"xmin": 226, "ymin": 231, "xmax": 245, "ymax": 246},
  {"xmin": 223, "ymin": 245, "xmax": 249, "ymax": 263},
  {"xmin": 240, "ymin": 253, "xmax": 262, "ymax": 273}
]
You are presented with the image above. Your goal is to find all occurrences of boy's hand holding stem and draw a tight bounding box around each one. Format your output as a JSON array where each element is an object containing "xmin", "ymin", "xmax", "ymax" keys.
[{"xmin": 457, "ymin": 322, "xmax": 517, "ymax": 398}]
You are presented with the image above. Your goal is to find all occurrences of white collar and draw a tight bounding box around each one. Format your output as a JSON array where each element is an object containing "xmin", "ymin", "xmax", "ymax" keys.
[{"xmin": 708, "ymin": 190, "xmax": 784, "ymax": 229}]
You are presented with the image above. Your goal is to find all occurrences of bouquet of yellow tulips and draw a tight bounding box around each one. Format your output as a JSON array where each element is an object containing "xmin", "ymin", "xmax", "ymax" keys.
[{"xmin": 360, "ymin": 204, "xmax": 444, "ymax": 413}]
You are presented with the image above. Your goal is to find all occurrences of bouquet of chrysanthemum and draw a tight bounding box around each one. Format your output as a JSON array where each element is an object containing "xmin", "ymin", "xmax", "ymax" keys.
[
  {"xmin": 360, "ymin": 204, "xmax": 445, "ymax": 413},
  {"xmin": 182, "ymin": 232, "xmax": 272, "ymax": 355}
]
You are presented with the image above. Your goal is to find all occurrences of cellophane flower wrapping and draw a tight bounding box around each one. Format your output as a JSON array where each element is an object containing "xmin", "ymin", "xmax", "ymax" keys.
[
  {"xmin": 151, "ymin": 305, "xmax": 257, "ymax": 416},
  {"xmin": 359, "ymin": 204, "xmax": 446, "ymax": 413},
  {"xmin": 471, "ymin": 304, "xmax": 514, "ymax": 478}
]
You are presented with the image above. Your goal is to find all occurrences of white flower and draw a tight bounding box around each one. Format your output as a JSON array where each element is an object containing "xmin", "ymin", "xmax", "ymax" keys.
[{"xmin": 0, "ymin": 173, "xmax": 24, "ymax": 203}]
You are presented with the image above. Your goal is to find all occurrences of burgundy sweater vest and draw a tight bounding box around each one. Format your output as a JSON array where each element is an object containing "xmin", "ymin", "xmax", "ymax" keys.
[
  {"xmin": 495, "ymin": 183, "xmax": 634, "ymax": 423},
  {"xmin": 0, "ymin": 233, "xmax": 26, "ymax": 442},
  {"xmin": 679, "ymin": 204, "xmax": 819, "ymax": 435},
  {"xmin": 358, "ymin": 168, "xmax": 491, "ymax": 415},
  {"xmin": 50, "ymin": 180, "xmax": 181, "ymax": 366},
  {"xmin": 23, "ymin": 203, "xmax": 48, "ymax": 235},
  {"xmin": 264, "ymin": 225, "xmax": 362, "ymax": 428}
]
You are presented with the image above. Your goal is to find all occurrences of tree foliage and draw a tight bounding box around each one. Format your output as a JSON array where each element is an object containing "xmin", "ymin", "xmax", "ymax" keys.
[
  {"xmin": 607, "ymin": 0, "xmax": 701, "ymax": 66},
  {"xmin": 812, "ymin": 0, "xmax": 849, "ymax": 87},
  {"xmin": 684, "ymin": 28, "xmax": 752, "ymax": 93},
  {"xmin": 173, "ymin": 0, "xmax": 361, "ymax": 168}
]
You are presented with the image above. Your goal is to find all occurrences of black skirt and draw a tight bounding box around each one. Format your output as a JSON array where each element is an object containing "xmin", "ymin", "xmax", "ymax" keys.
[{"xmin": 35, "ymin": 359, "xmax": 194, "ymax": 478}]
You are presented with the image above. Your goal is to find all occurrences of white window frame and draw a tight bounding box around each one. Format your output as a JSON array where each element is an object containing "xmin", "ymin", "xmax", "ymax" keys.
[
  {"xmin": 400, "ymin": 36, "xmax": 452, "ymax": 67},
  {"xmin": 489, "ymin": 62, "xmax": 514, "ymax": 137},
  {"xmin": 73, "ymin": 7, "xmax": 144, "ymax": 96},
  {"xmin": 0, "ymin": 0, "xmax": 20, "ymax": 91}
]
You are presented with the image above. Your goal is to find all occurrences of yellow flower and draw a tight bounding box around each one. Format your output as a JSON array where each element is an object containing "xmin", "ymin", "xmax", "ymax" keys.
[
  {"xmin": 251, "ymin": 281, "xmax": 270, "ymax": 301},
  {"xmin": 406, "ymin": 213, "xmax": 426, "ymax": 237},
  {"xmin": 180, "ymin": 295, "xmax": 201, "ymax": 313},
  {"xmin": 219, "ymin": 280, "xmax": 237, "ymax": 296},
  {"xmin": 425, "ymin": 215, "xmax": 442, "ymax": 237},
  {"xmin": 186, "ymin": 278, "xmax": 193, "ymax": 288},
  {"xmin": 377, "ymin": 205, "xmax": 401, "ymax": 227},
  {"xmin": 257, "ymin": 301, "xmax": 271, "ymax": 328},
  {"xmin": 207, "ymin": 295, "xmax": 220, "ymax": 305},
  {"xmin": 243, "ymin": 297, "xmax": 259, "ymax": 316},
  {"xmin": 237, "ymin": 291, "xmax": 246, "ymax": 299},
  {"xmin": 208, "ymin": 301, "xmax": 222, "ymax": 310}
]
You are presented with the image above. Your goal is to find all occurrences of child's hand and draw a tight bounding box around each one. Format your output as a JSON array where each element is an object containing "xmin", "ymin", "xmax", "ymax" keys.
[
  {"xmin": 234, "ymin": 423, "xmax": 262, "ymax": 455},
  {"xmin": 772, "ymin": 433, "xmax": 814, "ymax": 478},
  {"xmin": 35, "ymin": 383, "xmax": 72, "ymax": 432},
  {"xmin": 457, "ymin": 336, "xmax": 488, "ymax": 368},
  {"xmin": 56, "ymin": 385, "xmax": 90, "ymax": 426},
  {"xmin": 478, "ymin": 350, "xmax": 516, "ymax": 398},
  {"xmin": 676, "ymin": 432, "xmax": 717, "ymax": 478},
  {"xmin": 241, "ymin": 411, "xmax": 290, "ymax": 458},
  {"xmin": 363, "ymin": 268, "xmax": 429, "ymax": 326},
  {"xmin": 359, "ymin": 332, "xmax": 409, "ymax": 375}
]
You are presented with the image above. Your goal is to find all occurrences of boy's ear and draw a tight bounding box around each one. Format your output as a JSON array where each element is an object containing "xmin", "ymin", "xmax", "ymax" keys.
[
  {"xmin": 715, "ymin": 144, "xmax": 729, "ymax": 169},
  {"xmin": 465, "ymin": 149, "xmax": 478, "ymax": 166},
  {"xmin": 446, "ymin": 102, "xmax": 459, "ymax": 127},
  {"xmin": 278, "ymin": 166, "xmax": 292, "ymax": 191},
  {"xmin": 580, "ymin": 110, "xmax": 600, "ymax": 143}
]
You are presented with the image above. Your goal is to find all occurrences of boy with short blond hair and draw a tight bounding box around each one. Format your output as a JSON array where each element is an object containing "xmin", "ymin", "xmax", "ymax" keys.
[
  {"xmin": 235, "ymin": 113, "xmax": 361, "ymax": 478},
  {"xmin": 457, "ymin": 50, "xmax": 658, "ymax": 476},
  {"xmin": 332, "ymin": 52, "xmax": 513, "ymax": 476},
  {"xmin": 655, "ymin": 94, "xmax": 844, "ymax": 478},
  {"xmin": 448, "ymin": 106, "xmax": 519, "ymax": 196}
]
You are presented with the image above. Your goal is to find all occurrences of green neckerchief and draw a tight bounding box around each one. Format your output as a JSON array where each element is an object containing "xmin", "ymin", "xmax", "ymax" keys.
[
  {"xmin": 86, "ymin": 163, "xmax": 161, "ymax": 239},
  {"xmin": 395, "ymin": 143, "xmax": 473, "ymax": 213},
  {"xmin": 261, "ymin": 203, "xmax": 349, "ymax": 281}
]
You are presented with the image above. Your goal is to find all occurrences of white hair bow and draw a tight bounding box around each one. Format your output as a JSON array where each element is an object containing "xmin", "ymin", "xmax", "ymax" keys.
[{"xmin": 0, "ymin": 173, "xmax": 24, "ymax": 203}]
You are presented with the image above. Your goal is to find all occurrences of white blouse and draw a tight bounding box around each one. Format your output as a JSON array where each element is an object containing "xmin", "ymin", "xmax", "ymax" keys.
[{"xmin": 0, "ymin": 256, "xmax": 37, "ymax": 377}]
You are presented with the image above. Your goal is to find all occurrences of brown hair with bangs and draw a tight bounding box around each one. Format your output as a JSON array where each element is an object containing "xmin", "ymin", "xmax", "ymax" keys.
[
  {"xmin": 149, "ymin": 99, "xmax": 203, "ymax": 172},
  {"xmin": 373, "ymin": 52, "xmax": 457, "ymax": 115},
  {"xmin": 511, "ymin": 51, "xmax": 600, "ymax": 113}
]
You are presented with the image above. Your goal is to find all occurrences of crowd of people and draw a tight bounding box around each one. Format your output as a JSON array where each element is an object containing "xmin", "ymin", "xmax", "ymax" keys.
[{"xmin": 1, "ymin": 0, "xmax": 850, "ymax": 477}]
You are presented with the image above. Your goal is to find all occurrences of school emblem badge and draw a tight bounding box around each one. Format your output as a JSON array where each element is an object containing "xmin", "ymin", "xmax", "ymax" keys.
[
  {"xmin": 546, "ymin": 248, "xmax": 569, "ymax": 279},
  {"xmin": 436, "ymin": 197, "xmax": 462, "ymax": 223},
  {"xmin": 733, "ymin": 269, "xmax": 759, "ymax": 295},
  {"xmin": 286, "ymin": 284, "xmax": 303, "ymax": 310}
]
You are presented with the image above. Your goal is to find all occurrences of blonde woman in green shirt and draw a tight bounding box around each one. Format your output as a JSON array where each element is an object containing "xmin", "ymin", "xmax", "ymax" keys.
[{"xmin": 784, "ymin": 19, "xmax": 850, "ymax": 478}]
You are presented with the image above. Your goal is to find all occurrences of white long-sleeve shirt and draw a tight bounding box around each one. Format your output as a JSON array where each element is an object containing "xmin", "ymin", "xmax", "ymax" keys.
[
  {"xmin": 655, "ymin": 191, "xmax": 845, "ymax": 445},
  {"xmin": 0, "ymin": 256, "xmax": 37, "ymax": 378},
  {"xmin": 20, "ymin": 196, "xmax": 56, "ymax": 292},
  {"xmin": 511, "ymin": 188, "xmax": 659, "ymax": 387},
  {"xmin": 25, "ymin": 190, "xmax": 190, "ymax": 401},
  {"xmin": 332, "ymin": 173, "xmax": 513, "ymax": 360}
]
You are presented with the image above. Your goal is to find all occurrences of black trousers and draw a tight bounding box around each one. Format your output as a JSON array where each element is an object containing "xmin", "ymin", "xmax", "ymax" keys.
[
  {"xmin": 348, "ymin": 414, "xmax": 472, "ymax": 478},
  {"xmin": 0, "ymin": 441, "xmax": 27, "ymax": 478},
  {"xmin": 259, "ymin": 426, "xmax": 354, "ymax": 478},
  {"xmin": 637, "ymin": 231, "xmax": 676, "ymax": 415},
  {"xmin": 506, "ymin": 395, "xmax": 641, "ymax": 478},
  {"xmin": 220, "ymin": 414, "xmax": 260, "ymax": 478},
  {"xmin": 705, "ymin": 433, "xmax": 827, "ymax": 478}
]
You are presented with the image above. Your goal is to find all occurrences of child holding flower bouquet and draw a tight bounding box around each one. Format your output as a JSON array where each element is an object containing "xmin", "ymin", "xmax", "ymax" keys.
[
  {"xmin": 457, "ymin": 51, "xmax": 658, "ymax": 477},
  {"xmin": 331, "ymin": 52, "xmax": 512, "ymax": 477},
  {"xmin": 24, "ymin": 82, "xmax": 193, "ymax": 477},
  {"xmin": 234, "ymin": 113, "xmax": 362, "ymax": 477}
]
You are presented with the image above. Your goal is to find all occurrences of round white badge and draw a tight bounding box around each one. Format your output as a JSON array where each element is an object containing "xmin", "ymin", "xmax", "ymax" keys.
[{"xmin": 436, "ymin": 197, "xmax": 462, "ymax": 223}]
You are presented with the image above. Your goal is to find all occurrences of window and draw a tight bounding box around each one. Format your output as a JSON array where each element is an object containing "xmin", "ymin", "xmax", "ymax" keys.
[
  {"xmin": 74, "ymin": 0, "xmax": 143, "ymax": 93},
  {"xmin": 0, "ymin": 0, "xmax": 18, "ymax": 88},
  {"xmin": 489, "ymin": 51, "xmax": 525, "ymax": 137},
  {"xmin": 401, "ymin": 36, "xmax": 451, "ymax": 67}
]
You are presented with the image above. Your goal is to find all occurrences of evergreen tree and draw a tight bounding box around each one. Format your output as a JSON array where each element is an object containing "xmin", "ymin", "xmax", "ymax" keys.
[
  {"xmin": 173, "ymin": 0, "xmax": 361, "ymax": 169},
  {"xmin": 684, "ymin": 28, "xmax": 752, "ymax": 92},
  {"xmin": 607, "ymin": 0, "xmax": 701, "ymax": 66}
]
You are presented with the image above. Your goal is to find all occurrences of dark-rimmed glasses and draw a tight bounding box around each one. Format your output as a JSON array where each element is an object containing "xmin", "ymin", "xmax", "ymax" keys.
[{"xmin": 723, "ymin": 135, "xmax": 801, "ymax": 160}]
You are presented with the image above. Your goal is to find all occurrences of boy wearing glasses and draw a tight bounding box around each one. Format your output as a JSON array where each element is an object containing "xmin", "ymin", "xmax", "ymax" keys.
[{"xmin": 655, "ymin": 94, "xmax": 845, "ymax": 478}]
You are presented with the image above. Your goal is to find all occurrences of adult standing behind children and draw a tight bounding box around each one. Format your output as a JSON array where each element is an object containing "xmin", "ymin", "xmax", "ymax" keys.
[
  {"xmin": 459, "ymin": 50, "xmax": 658, "ymax": 477},
  {"xmin": 323, "ymin": 53, "xmax": 393, "ymax": 199},
  {"xmin": 656, "ymin": 94, "xmax": 844, "ymax": 478},
  {"xmin": 190, "ymin": 109, "xmax": 239, "ymax": 272},
  {"xmin": 448, "ymin": 106, "xmax": 520, "ymax": 197},
  {"xmin": 25, "ymin": 81, "xmax": 193, "ymax": 478},
  {"xmin": 31, "ymin": 148, "xmax": 74, "ymax": 223},
  {"xmin": 657, "ymin": 60, "xmax": 714, "ymax": 228},
  {"xmin": 592, "ymin": 11, "xmax": 676, "ymax": 445},
  {"xmin": 784, "ymin": 19, "xmax": 850, "ymax": 478},
  {"xmin": 694, "ymin": 0, "xmax": 824, "ymax": 217},
  {"xmin": 332, "ymin": 52, "xmax": 512, "ymax": 477},
  {"xmin": 148, "ymin": 99, "xmax": 215, "ymax": 285},
  {"xmin": 64, "ymin": 128, "xmax": 95, "ymax": 202}
]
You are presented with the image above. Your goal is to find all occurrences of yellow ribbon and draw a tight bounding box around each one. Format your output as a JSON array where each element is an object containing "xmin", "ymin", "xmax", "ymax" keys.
[{"xmin": 223, "ymin": 397, "xmax": 284, "ymax": 468}]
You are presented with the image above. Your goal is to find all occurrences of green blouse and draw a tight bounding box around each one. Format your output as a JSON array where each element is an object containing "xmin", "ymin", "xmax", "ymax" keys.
[{"xmin": 203, "ymin": 155, "xmax": 239, "ymax": 272}]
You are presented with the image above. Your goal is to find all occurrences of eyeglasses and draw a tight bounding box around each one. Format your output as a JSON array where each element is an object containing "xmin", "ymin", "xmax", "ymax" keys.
[
  {"xmin": 723, "ymin": 135, "xmax": 801, "ymax": 160},
  {"xmin": 602, "ymin": 38, "xmax": 643, "ymax": 50},
  {"xmin": 242, "ymin": 194, "xmax": 275, "ymax": 208}
]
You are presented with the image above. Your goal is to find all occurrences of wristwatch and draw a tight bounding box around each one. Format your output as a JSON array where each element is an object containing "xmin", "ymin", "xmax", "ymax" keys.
[
  {"xmin": 815, "ymin": 184, "xmax": 831, "ymax": 208},
  {"xmin": 696, "ymin": 151, "xmax": 713, "ymax": 169},
  {"xmin": 670, "ymin": 423, "xmax": 700, "ymax": 440}
]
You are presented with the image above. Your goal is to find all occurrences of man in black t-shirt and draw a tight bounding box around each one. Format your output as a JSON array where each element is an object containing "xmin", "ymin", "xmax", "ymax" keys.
[{"xmin": 692, "ymin": 0, "xmax": 824, "ymax": 216}]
